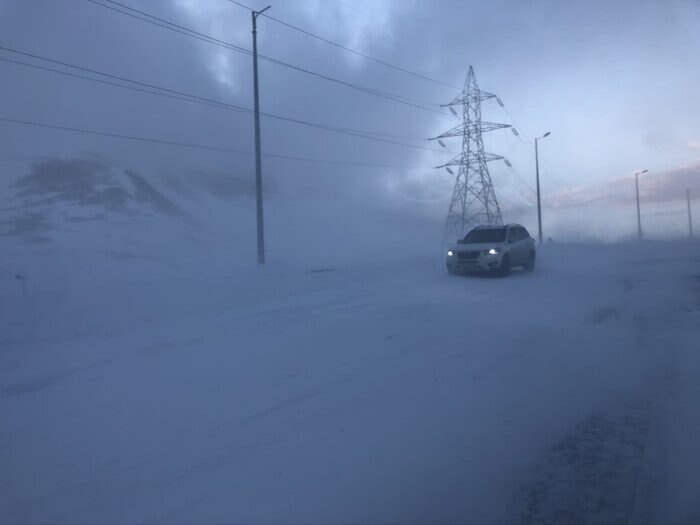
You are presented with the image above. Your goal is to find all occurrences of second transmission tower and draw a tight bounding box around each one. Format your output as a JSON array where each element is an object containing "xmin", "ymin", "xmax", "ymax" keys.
[{"xmin": 433, "ymin": 65, "xmax": 512, "ymax": 242}]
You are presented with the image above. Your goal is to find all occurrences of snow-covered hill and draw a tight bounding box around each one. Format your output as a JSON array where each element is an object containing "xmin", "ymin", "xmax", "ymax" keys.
[
  {"xmin": 0, "ymin": 157, "xmax": 212, "ymax": 291},
  {"xmin": 0, "ymin": 156, "xmax": 446, "ymax": 294},
  {"xmin": 1, "ymin": 157, "xmax": 191, "ymax": 238}
]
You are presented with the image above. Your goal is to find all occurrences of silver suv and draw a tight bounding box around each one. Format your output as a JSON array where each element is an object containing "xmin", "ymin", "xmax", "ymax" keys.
[{"xmin": 446, "ymin": 224, "xmax": 536, "ymax": 276}]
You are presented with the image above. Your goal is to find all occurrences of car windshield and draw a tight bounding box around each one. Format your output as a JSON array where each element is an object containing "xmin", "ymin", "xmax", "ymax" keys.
[{"xmin": 462, "ymin": 228, "xmax": 506, "ymax": 243}]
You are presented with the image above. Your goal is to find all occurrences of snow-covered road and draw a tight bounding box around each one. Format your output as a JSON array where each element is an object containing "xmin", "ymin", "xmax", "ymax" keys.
[{"xmin": 2, "ymin": 242, "xmax": 699, "ymax": 523}]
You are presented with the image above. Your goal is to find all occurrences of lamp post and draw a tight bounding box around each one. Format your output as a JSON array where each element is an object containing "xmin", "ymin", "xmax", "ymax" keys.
[
  {"xmin": 252, "ymin": 5, "xmax": 271, "ymax": 265},
  {"xmin": 635, "ymin": 169, "xmax": 648, "ymax": 240},
  {"xmin": 688, "ymin": 188, "xmax": 694, "ymax": 238},
  {"xmin": 535, "ymin": 131, "xmax": 551, "ymax": 244}
]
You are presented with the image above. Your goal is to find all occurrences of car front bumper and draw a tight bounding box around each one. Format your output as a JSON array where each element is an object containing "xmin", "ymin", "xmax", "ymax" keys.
[{"xmin": 446, "ymin": 253, "xmax": 502, "ymax": 273}]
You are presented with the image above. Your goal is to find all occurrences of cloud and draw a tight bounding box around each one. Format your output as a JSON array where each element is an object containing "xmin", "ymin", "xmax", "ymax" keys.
[
  {"xmin": 641, "ymin": 162, "xmax": 700, "ymax": 200},
  {"xmin": 2, "ymin": 0, "xmax": 700, "ymax": 238},
  {"xmin": 555, "ymin": 161, "xmax": 700, "ymax": 207}
]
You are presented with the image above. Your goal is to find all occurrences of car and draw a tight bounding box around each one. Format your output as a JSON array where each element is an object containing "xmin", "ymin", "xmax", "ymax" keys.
[{"xmin": 446, "ymin": 224, "xmax": 536, "ymax": 276}]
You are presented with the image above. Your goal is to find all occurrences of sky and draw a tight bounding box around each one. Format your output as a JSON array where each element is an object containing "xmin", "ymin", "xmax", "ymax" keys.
[{"xmin": 1, "ymin": 0, "xmax": 699, "ymax": 240}]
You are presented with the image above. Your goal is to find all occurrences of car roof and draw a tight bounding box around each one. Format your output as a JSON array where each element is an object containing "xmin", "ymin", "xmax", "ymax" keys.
[
  {"xmin": 472, "ymin": 225, "xmax": 504, "ymax": 230},
  {"xmin": 472, "ymin": 223, "xmax": 523, "ymax": 230}
]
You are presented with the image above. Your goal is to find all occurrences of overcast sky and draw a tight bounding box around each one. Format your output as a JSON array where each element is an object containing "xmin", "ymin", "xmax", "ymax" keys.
[{"xmin": 1, "ymin": 0, "xmax": 699, "ymax": 234}]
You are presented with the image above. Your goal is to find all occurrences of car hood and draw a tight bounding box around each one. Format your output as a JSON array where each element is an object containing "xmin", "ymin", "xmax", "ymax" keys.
[{"xmin": 450, "ymin": 242, "xmax": 507, "ymax": 253}]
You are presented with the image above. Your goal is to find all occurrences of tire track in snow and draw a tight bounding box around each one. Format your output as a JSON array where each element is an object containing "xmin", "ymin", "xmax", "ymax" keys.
[
  {"xmin": 520, "ymin": 410, "xmax": 651, "ymax": 524},
  {"xmin": 519, "ymin": 269, "xmax": 683, "ymax": 524}
]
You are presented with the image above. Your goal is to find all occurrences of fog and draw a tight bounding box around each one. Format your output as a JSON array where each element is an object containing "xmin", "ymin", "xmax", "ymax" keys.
[
  {"xmin": 1, "ymin": 1, "xmax": 700, "ymax": 523},
  {"xmin": 2, "ymin": 0, "xmax": 699, "ymax": 255}
]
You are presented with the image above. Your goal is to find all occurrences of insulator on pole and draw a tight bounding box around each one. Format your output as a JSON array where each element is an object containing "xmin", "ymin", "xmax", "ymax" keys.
[
  {"xmin": 449, "ymin": 106, "xmax": 458, "ymax": 117},
  {"xmin": 511, "ymin": 128, "xmax": 519, "ymax": 136},
  {"xmin": 496, "ymin": 98, "xmax": 504, "ymax": 107},
  {"xmin": 445, "ymin": 167, "xmax": 454, "ymax": 175},
  {"xmin": 437, "ymin": 139, "xmax": 447, "ymax": 148},
  {"xmin": 504, "ymin": 159, "xmax": 512, "ymax": 167}
]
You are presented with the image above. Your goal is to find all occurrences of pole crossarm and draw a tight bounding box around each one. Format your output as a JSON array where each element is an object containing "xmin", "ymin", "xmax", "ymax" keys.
[
  {"xmin": 435, "ymin": 151, "xmax": 504, "ymax": 169},
  {"xmin": 443, "ymin": 88, "xmax": 497, "ymax": 106},
  {"xmin": 431, "ymin": 121, "xmax": 511, "ymax": 140}
]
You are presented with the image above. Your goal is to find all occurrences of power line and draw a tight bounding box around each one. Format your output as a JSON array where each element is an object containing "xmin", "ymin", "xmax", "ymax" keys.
[
  {"xmin": 0, "ymin": 116, "xmax": 434, "ymax": 170},
  {"xmin": 86, "ymin": 0, "xmax": 253, "ymax": 54},
  {"xmin": 506, "ymin": 166, "xmax": 554, "ymax": 209},
  {"xmin": 0, "ymin": 45, "xmax": 249, "ymax": 112},
  {"xmin": 0, "ymin": 56, "xmax": 244, "ymax": 111},
  {"xmin": 85, "ymin": 0, "xmax": 444, "ymax": 115},
  {"xmin": 226, "ymin": 0, "xmax": 460, "ymax": 90},
  {"xmin": 0, "ymin": 47, "xmax": 444, "ymax": 152},
  {"xmin": 498, "ymin": 101, "xmax": 587, "ymax": 210},
  {"xmin": 0, "ymin": 115, "xmax": 247, "ymax": 153},
  {"xmin": 502, "ymin": 114, "xmax": 575, "ymax": 208}
]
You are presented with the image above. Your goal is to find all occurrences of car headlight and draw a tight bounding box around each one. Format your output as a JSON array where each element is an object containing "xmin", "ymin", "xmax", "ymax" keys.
[
  {"xmin": 447, "ymin": 250, "xmax": 454, "ymax": 257},
  {"xmin": 486, "ymin": 248, "xmax": 501, "ymax": 255}
]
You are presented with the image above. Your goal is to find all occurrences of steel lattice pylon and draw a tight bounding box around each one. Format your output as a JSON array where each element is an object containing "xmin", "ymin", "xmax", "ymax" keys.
[{"xmin": 433, "ymin": 65, "xmax": 511, "ymax": 243}]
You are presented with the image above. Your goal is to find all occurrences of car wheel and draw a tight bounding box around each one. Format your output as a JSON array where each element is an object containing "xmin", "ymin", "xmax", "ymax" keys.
[
  {"xmin": 497, "ymin": 255, "xmax": 511, "ymax": 277},
  {"xmin": 524, "ymin": 251, "xmax": 536, "ymax": 272}
]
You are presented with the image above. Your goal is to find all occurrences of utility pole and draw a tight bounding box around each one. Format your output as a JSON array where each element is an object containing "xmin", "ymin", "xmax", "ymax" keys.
[
  {"xmin": 635, "ymin": 169, "xmax": 647, "ymax": 240},
  {"xmin": 688, "ymin": 188, "xmax": 694, "ymax": 238},
  {"xmin": 431, "ymin": 66, "xmax": 512, "ymax": 243},
  {"xmin": 535, "ymin": 132, "xmax": 550, "ymax": 245},
  {"xmin": 252, "ymin": 5, "xmax": 271, "ymax": 265}
]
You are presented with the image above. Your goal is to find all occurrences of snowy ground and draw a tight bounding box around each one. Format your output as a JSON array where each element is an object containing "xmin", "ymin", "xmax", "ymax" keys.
[{"xmin": 2, "ymin": 241, "xmax": 700, "ymax": 524}]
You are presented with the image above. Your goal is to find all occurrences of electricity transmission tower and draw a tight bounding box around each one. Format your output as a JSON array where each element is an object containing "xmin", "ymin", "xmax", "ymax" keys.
[{"xmin": 433, "ymin": 65, "xmax": 512, "ymax": 242}]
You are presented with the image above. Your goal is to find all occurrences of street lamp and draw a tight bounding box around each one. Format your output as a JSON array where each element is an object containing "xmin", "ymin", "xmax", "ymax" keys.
[
  {"xmin": 535, "ymin": 131, "xmax": 551, "ymax": 244},
  {"xmin": 635, "ymin": 169, "xmax": 648, "ymax": 240}
]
